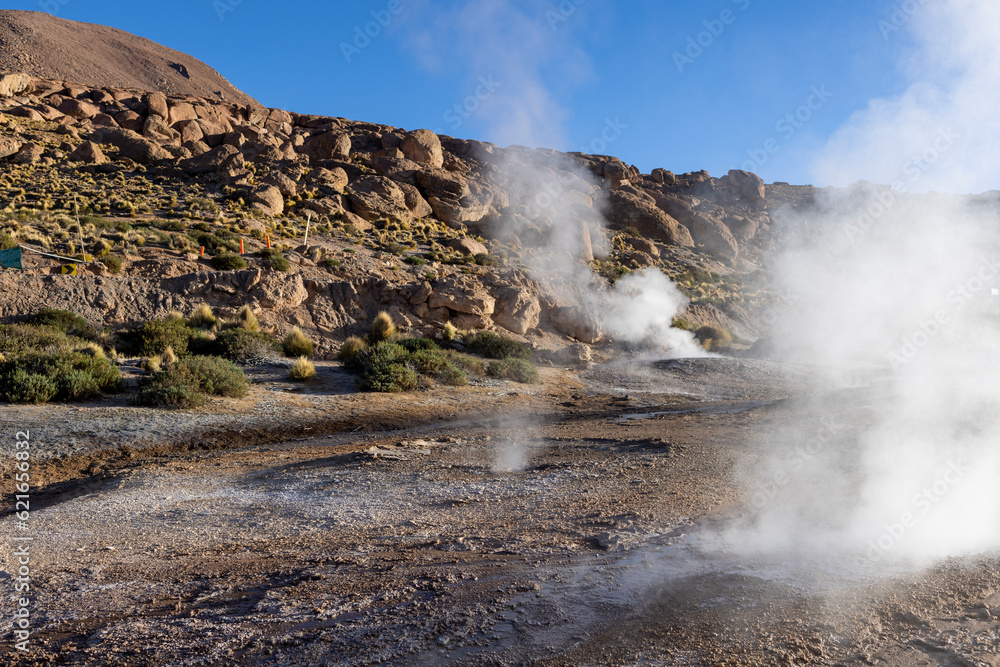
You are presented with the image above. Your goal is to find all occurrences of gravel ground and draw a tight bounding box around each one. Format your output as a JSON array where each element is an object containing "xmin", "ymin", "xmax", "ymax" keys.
[{"xmin": 2, "ymin": 357, "xmax": 999, "ymax": 666}]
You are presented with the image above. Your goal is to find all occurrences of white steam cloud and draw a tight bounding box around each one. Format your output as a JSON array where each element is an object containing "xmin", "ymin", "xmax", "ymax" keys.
[
  {"xmin": 732, "ymin": 0, "xmax": 1000, "ymax": 566},
  {"xmin": 404, "ymin": 0, "xmax": 702, "ymax": 356}
]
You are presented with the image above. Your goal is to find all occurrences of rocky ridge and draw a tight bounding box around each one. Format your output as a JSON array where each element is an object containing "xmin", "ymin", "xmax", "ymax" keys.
[{"xmin": 0, "ymin": 65, "xmax": 808, "ymax": 354}]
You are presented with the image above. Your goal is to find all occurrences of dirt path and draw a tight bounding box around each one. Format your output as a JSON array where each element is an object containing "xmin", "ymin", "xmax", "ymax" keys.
[{"xmin": 2, "ymin": 359, "xmax": 999, "ymax": 666}]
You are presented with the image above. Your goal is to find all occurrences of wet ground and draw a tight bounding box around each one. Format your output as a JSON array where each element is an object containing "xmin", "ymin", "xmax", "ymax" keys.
[{"xmin": 2, "ymin": 358, "xmax": 999, "ymax": 666}]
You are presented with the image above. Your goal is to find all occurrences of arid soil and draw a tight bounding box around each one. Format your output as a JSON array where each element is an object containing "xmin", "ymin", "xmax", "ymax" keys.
[{"xmin": 3, "ymin": 357, "xmax": 999, "ymax": 666}]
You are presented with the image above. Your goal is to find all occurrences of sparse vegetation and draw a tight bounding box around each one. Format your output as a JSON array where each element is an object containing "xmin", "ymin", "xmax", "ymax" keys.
[
  {"xmin": 99, "ymin": 254, "xmax": 125, "ymax": 274},
  {"xmin": 370, "ymin": 311, "xmax": 397, "ymax": 343},
  {"xmin": 27, "ymin": 308, "xmax": 97, "ymax": 340},
  {"xmin": 210, "ymin": 253, "xmax": 247, "ymax": 271},
  {"xmin": 133, "ymin": 355, "xmax": 248, "ymax": 409},
  {"xmin": 187, "ymin": 304, "xmax": 217, "ymax": 329},
  {"xmin": 288, "ymin": 356, "xmax": 316, "ymax": 381},
  {"xmin": 257, "ymin": 248, "xmax": 290, "ymax": 271},
  {"xmin": 210, "ymin": 328, "xmax": 277, "ymax": 363},
  {"xmin": 464, "ymin": 331, "xmax": 531, "ymax": 360},
  {"xmin": 694, "ymin": 325, "xmax": 733, "ymax": 352},
  {"xmin": 281, "ymin": 326, "xmax": 314, "ymax": 357},
  {"xmin": 486, "ymin": 358, "xmax": 539, "ymax": 383}
]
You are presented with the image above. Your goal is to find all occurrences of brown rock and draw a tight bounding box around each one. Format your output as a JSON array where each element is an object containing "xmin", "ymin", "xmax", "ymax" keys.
[
  {"xmin": 262, "ymin": 172, "xmax": 299, "ymax": 197},
  {"xmin": 308, "ymin": 166, "xmax": 349, "ymax": 193},
  {"xmin": 176, "ymin": 119, "xmax": 204, "ymax": 144},
  {"xmin": 650, "ymin": 168, "xmax": 676, "ymax": 185},
  {"xmin": 720, "ymin": 169, "xmax": 766, "ymax": 208},
  {"xmin": 114, "ymin": 110, "xmax": 143, "ymax": 132},
  {"xmin": 0, "ymin": 136, "xmax": 22, "ymax": 158},
  {"xmin": 13, "ymin": 142, "xmax": 43, "ymax": 164},
  {"xmin": 302, "ymin": 196, "xmax": 346, "ymax": 217},
  {"xmin": 492, "ymin": 286, "xmax": 541, "ymax": 335},
  {"xmin": 408, "ymin": 281, "xmax": 433, "ymax": 305},
  {"xmin": 398, "ymin": 182, "xmax": 433, "ymax": 218},
  {"xmin": 0, "ymin": 73, "xmax": 31, "ymax": 97},
  {"xmin": 57, "ymin": 98, "xmax": 100, "ymax": 119},
  {"xmin": 90, "ymin": 113, "xmax": 117, "ymax": 127},
  {"xmin": 346, "ymin": 175, "xmax": 412, "ymax": 223},
  {"xmin": 143, "ymin": 115, "xmax": 180, "ymax": 143},
  {"xmin": 689, "ymin": 212, "xmax": 739, "ymax": 260},
  {"xmin": 606, "ymin": 190, "xmax": 694, "ymax": 247},
  {"xmin": 550, "ymin": 305, "xmax": 603, "ymax": 344},
  {"xmin": 252, "ymin": 185, "xmax": 284, "ymax": 217},
  {"xmin": 9, "ymin": 106, "xmax": 44, "ymax": 121},
  {"xmin": 168, "ymin": 102, "xmax": 198, "ymax": 125},
  {"xmin": 178, "ymin": 143, "xmax": 243, "ymax": 175},
  {"xmin": 144, "ymin": 91, "xmax": 168, "ymax": 119},
  {"xmin": 304, "ymin": 132, "xmax": 351, "ymax": 161},
  {"xmin": 624, "ymin": 237, "xmax": 659, "ymax": 256},
  {"xmin": 70, "ymin": 141, "xmax": 108, "ymax": 164},
  {"xmin": 400, "ymin": 129, "xmax": 444, "ymax": 167},
  {"xmin": 90, "ymin": 126, "xmax": 172, "ymax": 163},
  {"xmin": 447, "ymin": 237, "xmax": 488, "ymax": 257},
  {"xmin": 428, "ymin": 283, "xmax": 495, "ymax": 316},
  {"xmin": 250, "ymin": 272, "xmax": 308, "ymax": 308}
]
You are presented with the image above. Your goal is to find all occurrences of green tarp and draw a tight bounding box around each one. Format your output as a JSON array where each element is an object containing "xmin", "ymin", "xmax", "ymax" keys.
[{"xmin": 0, "ymin": 247, "xmax": 22, "ymax": 270}]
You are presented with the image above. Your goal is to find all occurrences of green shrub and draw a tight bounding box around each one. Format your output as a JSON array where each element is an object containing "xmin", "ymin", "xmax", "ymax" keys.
[
  {"xmin": 404, "ymin": 256, "xmax": 427, "ymax": 266},
  {"xmin": 356, "ymin": 362, "xmax": 417, "ymax": 393},
  {"xmin": 27, "ymin": 309, "xmax": 97, "ymax": 340},
  {"xmin": 346, "ymin": 341, "xmax": 408, "ymax": 375},
  {"xmin": 282, "ymin": 327, "xmax": 314, "ymax": 357},
  {"xmin": 323, "ymin": 257, "xmax": 342, "ymax": 268},
  {"xmin": 211, "ymin": 253, "xmax": 247, "ymax": 271},
  {"xmin": 0, "ymin": 233, "xmax": 17, "ymax": 250},
  {"xmin": 210, "ymin": 328, "xmax": 276, "ymax": 362},
  {"xmin": 671, "ymin": 317, "xmax": 696, "ymax": 332},
  {"xmin": 338, "ymin": 336, "xmax": 368, "ymax": 365},
  {"xmin": 257, "ymin": 248, "xmax": 289, "ymax": 271},
  {"xmin": 694, "ymin": 325, "xmax": 733, "ymax": 352},
  {"xmin": 121, "ymin": 320, "xmax": 193, "ymax": 357},
  {"xmin": 398, "ymin": 337, "xmax": 439, "ymax": 353},
  {"xmin": 409, "ymin": 349, "xmax": 467, "ymax": 386},
  {"xmin": 464, "ymin": 331, "xmax": 531, "ymax": 360},
  {"xmin": 132, "ymin": 355, "xmax": 248, "ymax": 409},
  {"xmin": 486, "ymin": 358, "xmax": 539, "ymax": 383},
  {"xmin": 99, "ymin": 255, "xmax": 125, "ymax": 274},
  {"xmin": 0, "ymin": 351, "xmax": 122, "ymax": 403},
  {"xmin": 189, "ymin": 231, "xmax": 237, "ymax": 255},
  {"xmin": 473, "ymin": 253, "xmax": 498, "ymax": 266},
  {"xmin": 0, "ymin": 369, "xmax": 58, "ymax": 404}
]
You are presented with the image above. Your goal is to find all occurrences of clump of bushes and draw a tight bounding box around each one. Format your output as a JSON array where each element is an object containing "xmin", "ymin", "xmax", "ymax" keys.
[
  {"xmin": 282, "ymin": 326, "xmax": 313, "ymax": 357},
  {"xmin": 133, "ymin": 355, "xmax": 248, "ymax": 409},
  {"xmin": 210, "ymin": 253, "xmax": 247, "ymax": 271},
  {"xmin": 120, "ymin": 320, "xmax": 194, "ymax": 357},
  {"xmin": 210, "ymin": 328, "xmax": 277, "ymax": 363},
  {"xmin": 27, "ymin": 308, "xmax": 97, "ymax": 340},
  {"xmin": 0, "ymin": 350, "xmax": 122, "ymax": 403},
  {"xmin": 486, "ymin": 358, "xmax": 539, "ymax": 383},
  {"xmin": 99, "ymin": 255, "xmax": 125, "ymax": 274},
  {"xmin": 257, "ymin": 248, "xmax": 289, "ymax": 271},
  {"xmin": 694, "ymin": 325, "xmax": 733, "ymax": 352},
  {"xmin": 464, "ymin": 331, "xmax": 531, "ymax": 360}
]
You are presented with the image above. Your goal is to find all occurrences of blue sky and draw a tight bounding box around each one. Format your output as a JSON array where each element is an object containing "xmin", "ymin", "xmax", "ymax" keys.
[{"xmin": 13, "ymin": 0, "xmax": 926, "ymax": 186}]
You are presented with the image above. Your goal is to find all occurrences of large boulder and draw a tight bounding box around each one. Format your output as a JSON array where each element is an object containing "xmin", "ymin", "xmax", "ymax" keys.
[
  {"xmin": 70, "ymin": 141, "xmax": 108, "ymax": 164},
  {"xmin": 605, "ymin": 190, "xmax": 694, "ymax": 247},
  {"xmin": 719, "ymin": 169, "xmax": 766, "ymax": 208},
  {"xmin": 414, "ymin": 167, "xmax": 492, "ymax": 226},
  {"xmin": 550, "ymin": 305, "xmax": 603, "ymax": 344},
  {"xmin": 90, "ymin": 126, "xmax": 172, "ymax": 163},
  {"xmin": 448, "ymin": 237, "xmax": 488, "ymax": 257},
  {"xmin": 688, "ymin": 212, "xmax": 739, "ymax": 260},
  {"xmin": 178, "ymin": 143, "xmax": 244, "ymax": 175},
  {"xmin": 400, "ymin": 129, "xmax": 444, "ymax": 167},
  {"xmin": 0, "ymin": 73, "xmax": 31, "ymax": 97},
  {"xmin": 397, "ymin": 182, "xmax": 433, "ymax": 218},
  {"xmin": 0, "ymin": 136, "xmax": 22, "ymax": 158},
  {"xmin": 168, "ymin": 102, "xmax": 199, "ymax": 126},
  {"xmin": 428, "ymin": 283, "xmax": 495, "ymax": 317},
  {"xmin": 252, "ymin": 185, "xmax": 284, "ymax": 216},
  {"xmin": 492, "ymin": 286, "xmax": 541, "ymax": 335},
  {"xmin": 346, "ymin": 175, "xmax": 412, "ymax": 223},
  {"xmin": 57, "ymin": 98, "xmax": 101, "ymax": 120},
  {"xmin": 304, "ymin": 132, "xmax": 351, "ymax": 162},
  {"xmin": 144, "ymin": 92, "xmax": 168, "ymax": 120}
]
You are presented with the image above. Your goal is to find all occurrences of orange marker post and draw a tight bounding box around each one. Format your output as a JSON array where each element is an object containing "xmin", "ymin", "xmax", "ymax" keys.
[
  {"xmin": 200, "ymin": 246, "xmax": 205, "ymax": 257},
  {"xmin": 240, "ymin": 238, "xmax": 244, "ymax": 255},
  {"xmin": 266, "ymin": 235, "xmax": 271, "ymax": 249}
]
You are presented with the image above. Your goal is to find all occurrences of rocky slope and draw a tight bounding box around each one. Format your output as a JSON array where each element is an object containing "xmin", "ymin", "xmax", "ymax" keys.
[
  {"xmin": 0, "ymin": 63, "xmax": 805, "ymax": 353},
  {"xmin": 0, "ymin": 10, "xmax": 256, "ymax": 105}
]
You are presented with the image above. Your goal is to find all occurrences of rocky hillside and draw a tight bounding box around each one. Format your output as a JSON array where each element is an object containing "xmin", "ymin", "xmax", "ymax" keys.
[
  {"xmin": 0, "ymin": 10, "xmax": 255, "ymax": 105},
  {"xmin": 0, "ymin": 62, "xmax": 810, "ymax": 357}
]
